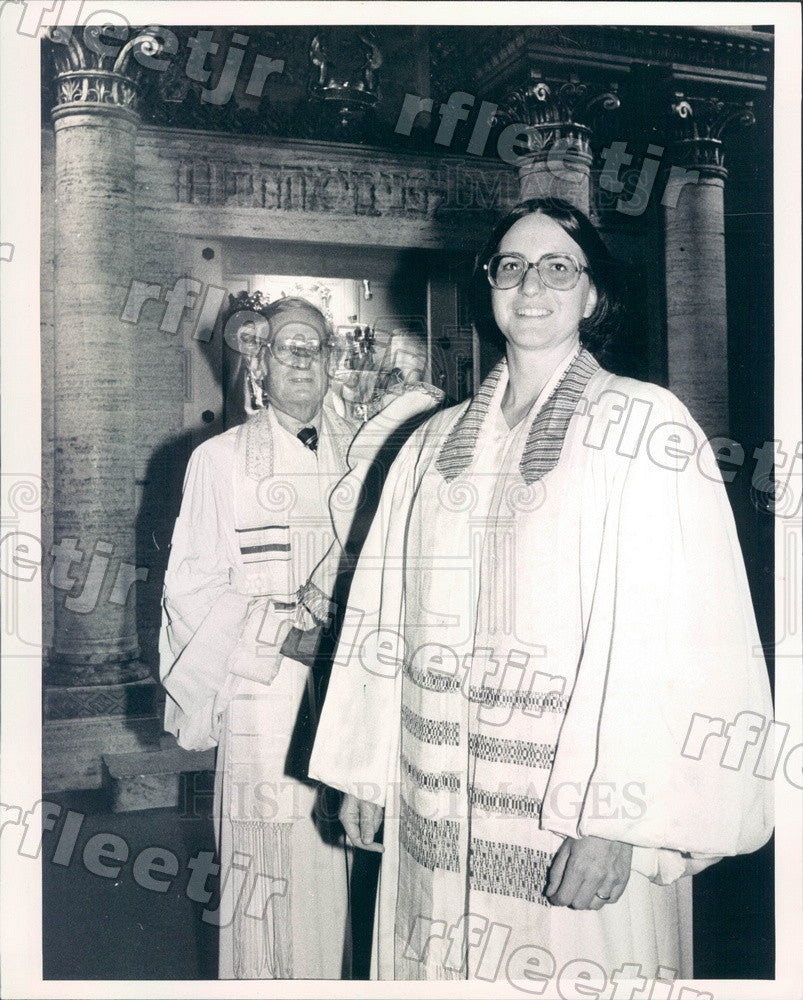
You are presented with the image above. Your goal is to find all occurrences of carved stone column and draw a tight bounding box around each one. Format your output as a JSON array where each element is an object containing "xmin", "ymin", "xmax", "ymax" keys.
[
  {"xmin": 498, "ymin": 69, "xmax": 620, "ymax": 213},
  {"xmin": 662, "ymin": 93, "xmax": 755, "ymax": 437},
  {"xmin": 45, "ymin": 27, "xmax": 163, "ymax": 718}
]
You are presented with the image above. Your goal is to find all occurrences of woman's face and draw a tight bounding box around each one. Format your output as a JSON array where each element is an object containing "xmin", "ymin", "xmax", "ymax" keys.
[{"xmin": 490, "ymin": 212, "xmax": 598, "ymax": 356}]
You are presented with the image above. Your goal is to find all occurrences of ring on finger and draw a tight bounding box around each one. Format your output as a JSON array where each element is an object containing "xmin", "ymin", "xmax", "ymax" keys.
[{"xmin": 595, "ymin": 892, "xmax": 612, "ymax": 901}]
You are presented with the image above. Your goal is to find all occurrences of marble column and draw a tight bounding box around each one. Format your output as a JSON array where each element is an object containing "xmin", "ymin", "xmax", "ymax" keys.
[
  {"xmin": 662, "ymin": 94, "xmax": 755, "ymax": 438},
  {"xmin": 45, "ymin": 27, "xmax": 164, "ymax": 719},
  {"xmin": 499, "ymin": 69, "xmax": 620, "ymax": 214}
]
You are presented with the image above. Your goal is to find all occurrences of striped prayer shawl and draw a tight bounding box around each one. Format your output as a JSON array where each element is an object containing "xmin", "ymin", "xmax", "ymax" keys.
[
  {"xmin": 435, "ymin": 349, "xmax": 600, "ymax": 485},
  {"xmin": 235, "ymin": 524, "xmax": 291, "ymax": 564}
]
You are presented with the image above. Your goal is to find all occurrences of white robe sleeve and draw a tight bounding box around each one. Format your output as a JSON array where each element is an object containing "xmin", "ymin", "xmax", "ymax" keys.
[
  {"xmin": 160, "ymin": 445, "xmax": 232, "ymax": 656},
  {"xmin": 302, "ymin": 388, "xmax": 443, "ymax": 627},
  {"xmin": 308, "ymin": 431, "xmax": 424, "ymax": 804},
  {"xmin": 541, "ymin": 387, "xmax": 774, "ymax": 882},
  {"xmin": 159, "ymin": 443, "xmax": 245, "ymax": 750}
]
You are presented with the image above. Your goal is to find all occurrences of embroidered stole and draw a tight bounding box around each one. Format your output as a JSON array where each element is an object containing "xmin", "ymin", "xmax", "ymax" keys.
[
  {"xmin": 435, "ymin": 348, "xmax": 600, "ymax": 484},
  {"xmin": 395, "ymin": 348, "xmax": 602, "ymax": 977}
]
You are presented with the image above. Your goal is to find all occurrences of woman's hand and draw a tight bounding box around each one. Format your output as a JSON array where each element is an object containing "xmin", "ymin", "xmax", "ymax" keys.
[
  {"xmin": 339, "ymin": 793, "xmax": 385, "ymax": 853},
  {"xmin": 545, "ymin": 835, "xmax": 632, "ymax": 909}
]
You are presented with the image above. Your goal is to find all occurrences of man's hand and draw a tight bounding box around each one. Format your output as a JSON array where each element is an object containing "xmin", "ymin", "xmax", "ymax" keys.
[
  {"xmin": 545, "ymin": 835, "xmax": 632, "ymax": 909},
  {"xmin": 339, "ymin": 793, "xmax": 384, "ymax": 853}
]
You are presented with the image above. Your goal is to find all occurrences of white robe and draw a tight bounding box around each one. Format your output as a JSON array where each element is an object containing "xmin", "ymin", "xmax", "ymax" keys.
[
  {"xmin": 309, "ymin": 350, "xmax": 774, "ymax": 986},
  {"xmin": 160, "ymin": 401, "xmax": 355, "ymax": 979}
]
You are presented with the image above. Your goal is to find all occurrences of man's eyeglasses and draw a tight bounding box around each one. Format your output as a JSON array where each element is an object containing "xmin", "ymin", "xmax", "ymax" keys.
[
  {"xmin": 268, "ymin": 335, "xmax": 326, "ymax": 369},
  {"xmin": 484, "ymin": 251, "xmax": 589, "ymax": 291}
]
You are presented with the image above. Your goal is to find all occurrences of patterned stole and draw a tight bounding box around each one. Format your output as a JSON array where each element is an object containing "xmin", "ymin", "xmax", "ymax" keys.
[
  {"xmin": 241, "ymin": 403, "xmax": 352, "ymax": 482},
  {"xmin": 435, "ymin": 349, "xmax": 600, "ymax": 485},
  {"xmin": 243, "ymin": 405, "xmax": 277, "ymax": 481},
  {"xmin": 233, "ymin": 408, "xmax": 294, "ymax": 599},
  {"xmin": 227, "ymin": 403, "xmax": 353, "ymax": 979},
  {"xmin": 434, "ymin": 361, "xmax": 505, "ymax": 482},
  {"xmin": 232, "ymin": 404, "xmax": 352, "ymax": 597}
]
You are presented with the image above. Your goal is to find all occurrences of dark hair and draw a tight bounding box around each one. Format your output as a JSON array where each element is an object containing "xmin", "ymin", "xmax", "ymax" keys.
[{"xmin": 469, "ymin": 198, "xmax": 623, "ymax": 359}]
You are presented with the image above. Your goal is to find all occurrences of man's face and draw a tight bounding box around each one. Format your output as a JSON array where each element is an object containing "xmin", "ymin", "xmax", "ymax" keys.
[{"xmin": 262, "ymin": 321, "xmax": 330, "ymax": 422}]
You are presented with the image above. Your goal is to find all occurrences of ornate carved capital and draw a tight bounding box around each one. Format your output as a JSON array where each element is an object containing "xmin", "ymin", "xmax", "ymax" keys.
[
  {"xmin": 48, "ymin": 24, "xmax": 165, "ymax": 122},
  {"xmin": 497, "ymin": 68, "xmax": 620, "ymax": 162},
  {"xmin": 667, "ymin": 93, "xmax": 756, "ymax": 177}
]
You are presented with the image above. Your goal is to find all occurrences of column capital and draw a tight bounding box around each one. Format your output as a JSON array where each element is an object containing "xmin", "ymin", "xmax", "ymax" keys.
[
  {"xmin": 498, "ymin": 68, "xmax": 621, "ymax": 162},
  {"xmin": 47, "ymin": 24, "xmax": 165, "ymax": 123},
  {"xmin": 666, "ymin": 92, "xmax": 756, "ymax": 178}
]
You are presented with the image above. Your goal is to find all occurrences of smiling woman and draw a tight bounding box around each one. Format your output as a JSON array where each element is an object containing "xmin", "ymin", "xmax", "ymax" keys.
[
  {"xmin": 309, "ymin": 197, "xmax": 774, "ymax": 984},
  {"xmin": 492, "ymin": 216, "xmax": 597, "ymax": 353},
  {"xmin": 470, "ymin": 201, "xmax": 621, "ymax": 428},
  {"xmin": 471, "ymin": 199, "xmax": 623, "ymax": 365}
]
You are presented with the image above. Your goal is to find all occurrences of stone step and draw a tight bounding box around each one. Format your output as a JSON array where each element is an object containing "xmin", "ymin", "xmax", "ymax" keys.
[{"xmin": 101, "ymin": 743, "xmax": 216, "ymax": 813}]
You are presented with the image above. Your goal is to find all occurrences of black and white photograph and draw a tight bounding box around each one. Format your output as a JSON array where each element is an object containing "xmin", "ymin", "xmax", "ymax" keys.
[{"xmin": 0, "ymin": 3, "xmax": 800, "ymax": 998}]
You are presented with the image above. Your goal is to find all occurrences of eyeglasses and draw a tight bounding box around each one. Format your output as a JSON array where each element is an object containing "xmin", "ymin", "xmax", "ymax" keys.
[
  {"xmin": 484, "ymin": 251, "xmax": 589, "ymax": 291},
  {"xmin": 237, "ymin": 327, "xmax": 268, "ymax": 355},
  {"xmin": 268, "ymin": 335, "xmax": 326, "ymax": 370}
]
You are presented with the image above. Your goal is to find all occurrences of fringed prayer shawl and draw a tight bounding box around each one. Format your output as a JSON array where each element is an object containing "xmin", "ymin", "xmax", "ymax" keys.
[
  {"xmin": 310, "ymin": 349, "xmax": 773, "ymax": 984},
  {"xmin": 160, "ymin": 399, "xmax": 354, "ymax": 979}
]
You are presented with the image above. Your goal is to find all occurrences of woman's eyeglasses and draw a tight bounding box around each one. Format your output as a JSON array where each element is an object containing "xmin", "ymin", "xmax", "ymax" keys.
[{"xmin": 484, "ymin": 251, "xmax": 589, "ymax": 291}]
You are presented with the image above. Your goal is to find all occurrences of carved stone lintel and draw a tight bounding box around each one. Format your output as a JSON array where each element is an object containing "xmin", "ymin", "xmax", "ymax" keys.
[
  {"xmin": 48, "ymin": 24, "xmax": 165, "ymax": 121},
  {"xmin": 667, "ymin": 93, "xmax": 756, "ymax": 177},
  {"xmin": 498, "ymin": 68, "xmax": 620, "ymax": 161},
  {"xmin": 173, "ymin": 156, "xmax": 519, "ymax": 220}
]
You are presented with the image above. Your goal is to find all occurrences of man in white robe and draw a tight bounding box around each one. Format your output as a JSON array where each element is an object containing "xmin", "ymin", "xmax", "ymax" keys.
[
  {"xmin": 160, "ymin": 297, "xmax": 444, "ymax": 979},
  {"xmin": 160, "ymin": 299, "xmax": 358, "ymax": 979},
  {"xmin": 309, "ymin": 347, "xmax": 774, "ymax": 986}
]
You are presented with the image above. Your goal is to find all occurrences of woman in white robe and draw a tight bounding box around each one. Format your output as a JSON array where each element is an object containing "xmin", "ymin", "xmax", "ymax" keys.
[{"xmin": 309, "ymin": 200, "xmax": 774, "ymax": 987}]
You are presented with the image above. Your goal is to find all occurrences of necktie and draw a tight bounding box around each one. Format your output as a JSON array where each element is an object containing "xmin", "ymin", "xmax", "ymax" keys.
[{"xmin": 297, "ymin": 426, "xmax": 318, "ymax": 452}]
